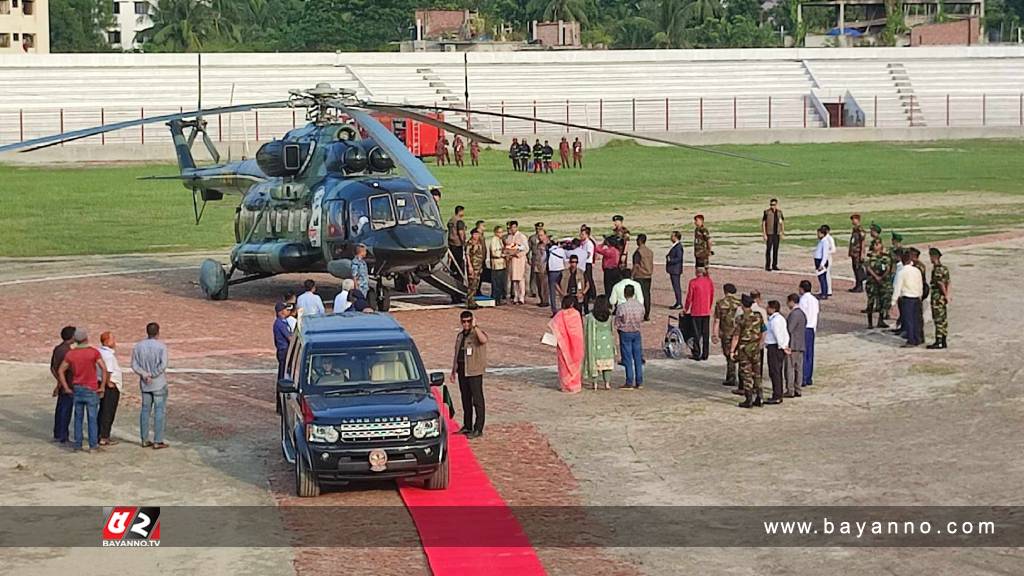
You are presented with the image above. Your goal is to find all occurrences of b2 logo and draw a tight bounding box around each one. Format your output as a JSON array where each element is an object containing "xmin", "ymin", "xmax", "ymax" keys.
[{"xmin": 102, "ymin": 507, "xmax": 161, "ymax": 546}]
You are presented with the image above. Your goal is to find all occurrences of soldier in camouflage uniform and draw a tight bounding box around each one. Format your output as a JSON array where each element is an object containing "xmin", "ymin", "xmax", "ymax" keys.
[
  {"xmin": 465, "ymin": 228, "xmax": 487, "ymax": 310},
  {"xmin": 867, "ymin": 222, "xmax": 883, "ymax": 255},
  {"xmin": 729, "ymin": 294, "xmax": 765, "ymax": 409},
  {"xmin": 693, "ymin": 214, "xmax": 712, "ymax": 269},
  {"xmin": 927, "ymin": 247, "xmax": 950, "ymax": 349},
  {"xmin": 711, "ymin": 283, "xmax": 742, "ymax": 388},
  {"xmin": 848, "ymin": 213, "xmax": 866, "ymax": 293},
  {"xmin": 865, "ymin": 240, "xmax": 892, "ymax": 329}
]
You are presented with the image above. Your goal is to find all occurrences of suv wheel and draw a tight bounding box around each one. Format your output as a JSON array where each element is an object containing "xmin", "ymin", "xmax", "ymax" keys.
[
  {"xmin": 424, "ymin": 455, "xmax": 449, "ymax": 490},
  {"xmin": 295, "ymin": 454, "xmax": 320, "ymax": 498}
]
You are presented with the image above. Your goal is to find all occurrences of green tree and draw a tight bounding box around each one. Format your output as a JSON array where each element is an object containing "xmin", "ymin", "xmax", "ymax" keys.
[
  {"xmin": 527, "ymin": 0, "xmax": 591, "ymax": 25},
  {"xmin": 139, "ymin": 0, "xmax": 217, "ymax": 52},
  {"xmin": 49, "ymin": 0, "xmax": 115, "ymax": 52}
]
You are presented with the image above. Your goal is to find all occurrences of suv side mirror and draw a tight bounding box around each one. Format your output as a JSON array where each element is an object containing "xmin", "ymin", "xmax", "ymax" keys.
[
  {"xmin": 429, "ymin": 372, "xmax": 445, "ymax": 387},
  {"xmin": 277, "ymin": 378, "xmax": 297, "ymax": 394}
]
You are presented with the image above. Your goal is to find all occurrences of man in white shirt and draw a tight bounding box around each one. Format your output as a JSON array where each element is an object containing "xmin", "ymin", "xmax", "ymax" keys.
[
  {"xmin": 891, "ymin": 251, "xmax": 924, "ymax": 347},
  {"xmin": 763, "ymin": 300, "xmax": 790, "ymax": 404},
  {"xmin": 296, "ymin": 279, "xmax": 326, "ymax": 318},
  {"xmin": 547, "ymin": 241, "xmax": 568, "ymax": 317},
  {"xmin": 579, "ymin": 226, "xmax": 597, "ymax": 304},
  {"xmin": 608, "ymin": 271, "xmax": 645, "ymax": 309},
  {"xmin": 97, "ymin": 331, "xmax": 123, "ymax": 446},
  {"xmin": 333, "ymin": 278, "xmax": 354, "ymax": 314},
  {"xmin": 798, "ymin": 280, "xmax": 819, "ymax": 387},
  {"xmin": 813, "ymin": 226, "xmax": 834, "ymax": 299}
]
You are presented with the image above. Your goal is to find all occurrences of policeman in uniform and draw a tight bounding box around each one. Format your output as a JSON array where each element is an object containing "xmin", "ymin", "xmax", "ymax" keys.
[
  {"xmin": 927, "ymin": 247, "xmax": 950, "ymax": 349},
  {"xmin": 848, "ymin": 213, "xmax": 866, "ymax": 293},
  {"xmin": 865, "ymin": 240, "xmax": 892, "ymax": 329},
  {"xmin": 465, "ymin": 228, "xmax": 486, "ymax": 309},
  {"xmin": 509, "ymin": 138, "xmax": 520, "ymax": 171},
  {"xmin": 729, "ymin": 294, "xmax": 765, "ymax": 409},
  {"xmin": 693, "ymin": 214, "xmax": 712, "ymax": 270},
  {"xmin": 532, "ymin": 139, "xmax": 544, "ymax": 173},
  {"xmin": 711, "ymin": 283, "xmax": 742, "ymax": 389},
  {"xmin": 542, "ymin": 140, "xmax": 554, "ymax": 173}
]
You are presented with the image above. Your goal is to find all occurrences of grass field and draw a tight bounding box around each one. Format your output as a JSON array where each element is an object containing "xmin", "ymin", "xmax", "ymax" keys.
[{"xmin": 2, "ymin": 139, "xmax": 1022, "ymax": 257}]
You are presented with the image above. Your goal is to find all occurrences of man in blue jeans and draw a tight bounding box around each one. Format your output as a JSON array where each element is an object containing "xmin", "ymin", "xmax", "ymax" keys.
[
  {"xmin": 56, "ymin": 329, "xmax": 108, "ymax": 452},
  {"xmin": 49, "ymin": 325, "xmax": 76, "ymax": 444},
  {"xmin": 615, "ymin": 285, "xmax": 645, "ymax": 389},
  {"xmin": 132, "ymin": 322, "xmax": 169, "ymax": 449}
]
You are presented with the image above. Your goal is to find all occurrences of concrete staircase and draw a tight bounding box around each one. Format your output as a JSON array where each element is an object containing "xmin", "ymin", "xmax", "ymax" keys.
[
  {"xmin": 417, "ymin": 67, "xmax": 461, "ymax": 104},
  {"xmin": 887, "ymin": 62, "xmax": 926, "ymax": 127}
]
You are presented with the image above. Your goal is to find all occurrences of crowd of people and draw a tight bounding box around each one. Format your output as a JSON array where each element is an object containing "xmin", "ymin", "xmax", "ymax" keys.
[
  {"xmin": 508, "ymin": 136, "xmax": 584, "ymax": 172},
  {"xmin": 49, "ymin": 322, "xmax": 168, "ymax": 452}
]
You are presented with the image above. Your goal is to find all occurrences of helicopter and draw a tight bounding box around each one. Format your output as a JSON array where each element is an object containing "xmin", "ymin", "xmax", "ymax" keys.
[{"xmin": 0, "ymin": 78, "xmax": 785, "ymax": 312}]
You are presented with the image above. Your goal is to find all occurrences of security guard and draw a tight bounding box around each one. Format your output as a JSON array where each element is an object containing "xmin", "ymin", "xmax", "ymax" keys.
[
  {"xmin": 927, "ymin": 247, "xmax": 950, "ymax": 349},
  {"xmin": 848, "ymin": 213, "xmax": 866, "ymax": 293},
  {"xmin": 729, "ymin": 294, "xmax": 765, "ymax": 409},
  {"xmin": 865, "ymin": 240, "xmax": 892, "ymax": 329},
  {"xmin": 693, "ymin": 214, "xmax": 712, "ymax": 269}
]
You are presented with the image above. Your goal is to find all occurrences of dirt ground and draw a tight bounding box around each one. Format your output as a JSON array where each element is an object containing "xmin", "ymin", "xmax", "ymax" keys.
[{"xmin": 1, "ymin": 236, "xmax": 1022, "ymax": 575}]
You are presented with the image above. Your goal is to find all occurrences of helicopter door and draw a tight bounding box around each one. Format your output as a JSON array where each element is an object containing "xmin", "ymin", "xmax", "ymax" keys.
[
  {"xmin": 324, "ymin": 199, "xmax": 348, "ymax": 261},
  {"xmin": 308, "ymin": 187, "xmax": 325, "ymax": 248}
]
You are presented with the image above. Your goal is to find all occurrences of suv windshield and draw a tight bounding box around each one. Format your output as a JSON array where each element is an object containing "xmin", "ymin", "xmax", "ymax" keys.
[{"xmin": 308, "ymin": 349, "xmax": 422, "ymax": 389}]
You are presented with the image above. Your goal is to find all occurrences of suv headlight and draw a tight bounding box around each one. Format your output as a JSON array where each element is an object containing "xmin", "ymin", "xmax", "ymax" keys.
[
  {"xmin": 307, "ymin": 424, "xmax": 339, "ymax": 443},
  {"xmin": 412, "ymin": 418, "xmax": 440, "ymax": 439}
]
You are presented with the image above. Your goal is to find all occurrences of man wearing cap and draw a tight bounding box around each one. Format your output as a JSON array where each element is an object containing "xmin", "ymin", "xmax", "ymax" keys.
[
  {"xmin": 761, "ymin": 199, "xmax": 784, "ymax": 271},
  {"xmin": 528, "ymin": 223, "xmax": 549, "ymax": 306},
  {"xmin": 274, "ymin": 302, "xmax": 292, "ymax": 382},
  {"xmin": 693, "ymin": 215, "xmax": 712, "ymax": 270},
  {"xmin": 865, "ymin": 239, "xmax": 893, "ymax": 329},
  {"xmin": 132, "ymin": 322, "xmax": 170, "ymax": 449},
  {"xmin": 712, "ymin": 283, "xmax": 741, "ymax": 388},
  {"xmin": 447, "ymin": 206, "xmax": 468, "ymax": 282},
  {"xmin": 56, "ymin": 329, "xmax": 108, "ymax": 452},
  {"xmin": 465, "ymin": 227, "xmax": 487, "ymax": 310},
  {"xmin": 891, "ymin": 251, "xmax": 925, "ymax": 347},
  {"xmin": 868, "ymin": 222, "xmax": 884, "ymax": 255},
  {"xmin": 730, "ymin": 294, "xmax": 765, "ymax": 408},
  {"xmin": 848, "ymin": 214, "xmax": 866, "ymax": 293},
  {"xmin": 611, "ymin": 216, "xmax": 630, "ymax": 268},
  {"xmin": 927, "ymin": 247, "xmax": 951, "ymax": 349}
]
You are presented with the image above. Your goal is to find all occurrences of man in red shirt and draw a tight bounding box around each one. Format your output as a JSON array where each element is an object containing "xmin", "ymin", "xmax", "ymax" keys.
[
  {"xmin": 57, "ymin": 329, "xmax": 108, "ymax": 452},
  {"xmin": 684, "ymin": 267, "xmax": 715, "ymax": 361}
]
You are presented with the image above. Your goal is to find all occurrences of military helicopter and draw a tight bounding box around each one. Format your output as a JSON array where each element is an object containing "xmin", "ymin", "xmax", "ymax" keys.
[{"xmin": 0, "ymin": 79, "xmax": 784, "ymax": 311}]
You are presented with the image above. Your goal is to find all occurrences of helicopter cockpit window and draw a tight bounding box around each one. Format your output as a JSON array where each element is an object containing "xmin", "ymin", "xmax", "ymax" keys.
[
  {"xmin": 414, "ymin": 194, "xmax": 442, "ymax": 229},
  {"xmin": 369, "ymin": 195, "xmax": 397, "ymax": 230},
  {"xmin": 349, "ymin": 198, "xmax": 370, "ymax": 237},
  {"xmin": 393, "ymin": 192, "xmax": 421, "ymax": 225}
]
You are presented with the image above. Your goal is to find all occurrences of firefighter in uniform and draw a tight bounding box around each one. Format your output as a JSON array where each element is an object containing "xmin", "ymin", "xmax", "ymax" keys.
[
  {"xmin": 532, "ymin": 139, "xmax": 544, "ymax": 173},
  {"xmin": 542, "ymin": 140, "xmax": 554, "ymax": 173}
]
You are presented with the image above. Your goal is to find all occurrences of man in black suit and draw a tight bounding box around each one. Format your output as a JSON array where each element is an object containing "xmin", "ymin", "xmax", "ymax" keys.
[{"xmin": 666, "ymin": 230, "xmax": 684, "ymax": 310}]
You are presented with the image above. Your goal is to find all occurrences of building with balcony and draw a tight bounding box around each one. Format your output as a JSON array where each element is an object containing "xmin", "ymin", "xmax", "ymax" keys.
[
  {"xmin": 108, "ymin": 0, "xmax": 154, "ymax": 51},
  {"xmin": 0, "ymin": 0, "xmax": 48, "ymax": 54}
]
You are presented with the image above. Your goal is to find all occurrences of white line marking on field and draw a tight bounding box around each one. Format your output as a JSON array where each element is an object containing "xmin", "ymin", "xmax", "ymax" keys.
[{"xmin": 0, "ymin": 266, "xmax": 194, "ymax": 287}]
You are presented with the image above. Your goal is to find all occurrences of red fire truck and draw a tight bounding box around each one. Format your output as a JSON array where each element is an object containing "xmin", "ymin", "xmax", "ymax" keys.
[{"xmin": 372, "ymin": 112, "xmax": 445, "ymax": 159}]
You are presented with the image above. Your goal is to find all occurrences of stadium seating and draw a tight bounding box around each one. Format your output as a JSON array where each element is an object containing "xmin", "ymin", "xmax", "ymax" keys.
[{"xmin": 0, "ymin": 48, "xmax": 1022, "ymax": 147}]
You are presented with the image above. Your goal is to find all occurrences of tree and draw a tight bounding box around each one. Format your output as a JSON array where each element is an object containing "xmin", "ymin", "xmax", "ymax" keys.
[
  {"xmin": 527, "ymin": 0, "xmax": 591, "ymax": 25},
  {"xmin": 49, "ymin": 0, "xmax": 115, "ymax": 52},
  {"xmin": 139, "ymin": 0, "xmax": 218, "ymax": 52}
]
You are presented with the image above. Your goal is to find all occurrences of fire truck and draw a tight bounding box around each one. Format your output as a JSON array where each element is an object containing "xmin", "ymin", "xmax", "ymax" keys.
[{"xmin": 372, "ymin": 112, "xmax": 445, "ymax": 159}]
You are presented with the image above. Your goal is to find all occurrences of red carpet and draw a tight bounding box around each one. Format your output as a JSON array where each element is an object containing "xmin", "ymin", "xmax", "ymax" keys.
[{"xmin": 398, "ymin": 392, "xmax": 546, "ymax": 575}]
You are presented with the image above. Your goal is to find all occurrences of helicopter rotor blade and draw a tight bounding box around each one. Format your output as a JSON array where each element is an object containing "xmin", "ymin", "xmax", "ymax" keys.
[
  {"xmin": 0, "ymin": 100, "xmax": 292, "ymax": 155},
  {"xmin": 329, "ymin": 100, "xmax": 441, "ymax": 191},
  {"xmin": 202, "ymin": 130, "xmax": 221, "ymax": 164},
  {"xmin": 371, "ymin": 103, "xmax": 788, "ymax": 167},
  {"xmin": 360, "ymin": 102, "xmax": 499, "ymax": 145}
]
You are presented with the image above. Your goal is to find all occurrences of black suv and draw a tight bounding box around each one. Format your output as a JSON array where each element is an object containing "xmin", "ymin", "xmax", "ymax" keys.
[{"xmin": 277, "ymin": 312, "xmax": 449, "ymax": 497}]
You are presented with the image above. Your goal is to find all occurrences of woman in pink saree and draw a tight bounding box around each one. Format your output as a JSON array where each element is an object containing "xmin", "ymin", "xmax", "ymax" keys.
[{"xmin": 549, "ymin": 295, "xmax": 585, "ymax": 393}]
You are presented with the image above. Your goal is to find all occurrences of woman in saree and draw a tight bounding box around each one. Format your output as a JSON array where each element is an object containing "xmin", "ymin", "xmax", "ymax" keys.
[
  {"xmin": 583, "ymin": 295, "xmax": 616, "ymax": 390},
  {"xmin": 550, "ymin": 295, "xmax": 585, "ymax": 393}
]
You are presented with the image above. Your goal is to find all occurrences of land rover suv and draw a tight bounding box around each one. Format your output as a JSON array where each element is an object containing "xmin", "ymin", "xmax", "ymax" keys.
[{"xmin": 277, "ymin": 312, "xmax": 449, "ymax": 497}]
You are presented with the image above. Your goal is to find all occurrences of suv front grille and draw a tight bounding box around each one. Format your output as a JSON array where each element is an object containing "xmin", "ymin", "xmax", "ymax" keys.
[{"xmin": 338, "ymin": 416, "xmax": 411, "ymax": 442}]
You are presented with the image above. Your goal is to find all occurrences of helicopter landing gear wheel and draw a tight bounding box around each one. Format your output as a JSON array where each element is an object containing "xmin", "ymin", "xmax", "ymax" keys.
[
  {"xmin": 199, "ymin": 259, "xmax": 229, "ymax": 301},
  {"xmin": 376, "ymin": 286, "xmax": 391, "ymax": 312}
]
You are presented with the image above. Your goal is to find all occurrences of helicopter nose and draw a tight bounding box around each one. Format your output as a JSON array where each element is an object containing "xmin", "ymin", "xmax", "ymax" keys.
[{"xmin": 365, "ymin": 225, "xmax": 446, "ymax": 270}]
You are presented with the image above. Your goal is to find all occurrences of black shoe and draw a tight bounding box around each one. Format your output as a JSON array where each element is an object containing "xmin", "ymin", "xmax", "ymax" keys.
[
  {"xmin": 764, "ymin": 398, "xmax": 783, "ymax": 405},
  {"xmin": 466, "ymin": 430, "xmax": 483, "ymax": 439},
  {"xmin": 738, "ymin": 396, "xmax": 753, "ymax": 409},
  {"xmin": 722, "ymin": 380, "xmax": 735, "ymax": 387},
  {"xmin": 772, "ymin": 267, "xmax": 781, "ymax": 271},
  {"xmin": 877, "ymin": 319, "xmax": 890, "ymax": 329},
  {"xmin": 536, "ymin": 302, "xmax": 548, "ymax": 307},
  {"xmin": 753, "ymin": 394, "xmax": 764, "ymax": 407},
  {"xmin": 849, "ymin": 287, "xmax": 863, "ymax": 293},
  {"xmin": 731, "ymin": 389, "xmax": 746, "ymax": 396},
  {"xmin": 926, "ymin": 341, "xmax": 942, "ymax": 349},
  {"xmin": 860, "ymin": 308, "xmax": 869, "ymax": 313},
  {"xmin": 803, "ymin": 381, "xmax": 812, "ymax": 387},
  {"xmin": 457, "ymin": 427, "xmax": 473, "ymax": 435},
  {"xmin": 794, "ymin": 390, "xmax": 802, "ymax": 397},
  {"xmin": 765, "ymin": 267, "xmax": 771, "ymax": 271},
  {"xmin": 669, "ymin": 304, "xmax": 682, "ymax": 310}
]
